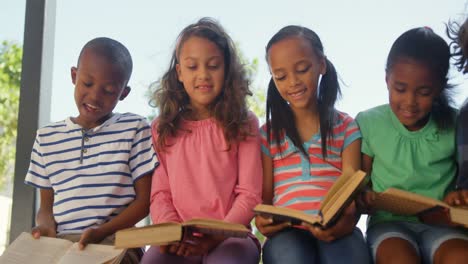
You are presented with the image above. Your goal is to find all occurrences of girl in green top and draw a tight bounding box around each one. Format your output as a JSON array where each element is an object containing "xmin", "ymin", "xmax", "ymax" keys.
[{"xmin": 356, "ymin": 27, "xmax": 468, "ymax": 264}]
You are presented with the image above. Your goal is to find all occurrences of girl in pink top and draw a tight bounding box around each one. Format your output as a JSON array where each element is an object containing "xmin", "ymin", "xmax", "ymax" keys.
[{"xmin": 141, "ymin": 17, "xmax": 262, "ymax": 264}]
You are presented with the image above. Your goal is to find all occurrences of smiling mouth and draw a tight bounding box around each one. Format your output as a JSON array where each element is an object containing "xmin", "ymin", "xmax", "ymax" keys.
[
  {"xmin": 288, "ymin": 89, "xmax": 306, "ymax": 99},
  {"xmin": 84, "ymin": 103, "xmax": 100, "ymax": 112},
  {"xmin": 400, "ymin": 109, "xmax": 418, "ymax": 118},
  {"xmin": 196, "ymin": 85, "xmax": 213, "ymax": 91}
]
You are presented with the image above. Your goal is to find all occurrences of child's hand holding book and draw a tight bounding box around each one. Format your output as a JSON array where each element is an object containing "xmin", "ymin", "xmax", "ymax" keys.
[
  {"xmin": 159, "ymin": 232, "xmax": 226, "ymax": 257},
  {"xmin": 254, "ymin": 214, "xmax": 292, "ymax": 237},
  {"xmin": 31, "ymin": 224, "xmax": 57, "ymax": 239},
  {"xmin": 78, "ymin": 227, "xmax": 109, "ymax": 250},
  {"xmin": 444, "ymin": 190, "xmax": 468, "ymax": 206},
  {"xmin": 302, "ymin": 201, "xmax": 359, "ymax": 242},
  {"xmin": 355, "ymin": 187, "xmax": 377, "ymax": 214}
]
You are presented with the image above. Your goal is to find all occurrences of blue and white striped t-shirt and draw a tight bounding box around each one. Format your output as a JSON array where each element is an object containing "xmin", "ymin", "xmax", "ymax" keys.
[{"xmin": 25, "ymin": 113, "xmax": 158, "ymax": 235}]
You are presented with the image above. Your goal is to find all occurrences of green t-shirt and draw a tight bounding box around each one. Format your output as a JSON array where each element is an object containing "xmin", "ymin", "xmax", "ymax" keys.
[{"xmin": 356, "ymin": 104, "xmax": 456, "ymax": 226}]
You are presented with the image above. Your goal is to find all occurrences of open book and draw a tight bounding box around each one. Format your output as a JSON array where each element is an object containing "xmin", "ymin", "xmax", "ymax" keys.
[
  {"xmin": 115, "ymin": 218, "xmax": 250, "ymax": 248},
  {"xmin": 372, "ymin": 188, "xmax": 468, "ymax": 228},
  {"xmin": 254, "ymin": 170, "xmax": 368, "ymax": 227},
  {"xmin": 0, "ymin": 232, "xmax": 125, "ymax": 264}
]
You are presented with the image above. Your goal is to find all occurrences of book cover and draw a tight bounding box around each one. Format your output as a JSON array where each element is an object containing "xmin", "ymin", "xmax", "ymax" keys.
[
  {"xmin": 114, "ymin": 218, "xmax": 250, "ymax": 249},
  {"xmin": 373, "ymin": 188, "xmax": 468, "ymax": 228}
]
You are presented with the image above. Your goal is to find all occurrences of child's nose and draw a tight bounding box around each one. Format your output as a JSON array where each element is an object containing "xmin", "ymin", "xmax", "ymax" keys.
[
  {"xmin": 289, "ymin": 74, "xmax": 300, "ymax": 87},
  {"xmin": 405, "ymin": 93, "xmax": 417, "ymax": 106},
  {"xmin": 87, "ymin": 87, "xmax": 101, "ymax": 102},
  {"xmin": 197, "ymin": 67, "xmax": 210, "ymax": 80}
]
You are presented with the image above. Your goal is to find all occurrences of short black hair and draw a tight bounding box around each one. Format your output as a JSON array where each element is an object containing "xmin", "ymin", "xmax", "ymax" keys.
[{"xmin": 78, "ymin": 37, "xmax": 133, "ymax": 85}]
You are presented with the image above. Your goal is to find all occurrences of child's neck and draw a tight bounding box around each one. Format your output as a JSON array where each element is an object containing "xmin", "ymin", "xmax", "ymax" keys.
[
  {"xmin": 293, "ymin": 108, "xmax": 320, "ymax": 143},
  {"xmin": 184, "ymin": 109, "xmax": 212, "ymax": 121}
]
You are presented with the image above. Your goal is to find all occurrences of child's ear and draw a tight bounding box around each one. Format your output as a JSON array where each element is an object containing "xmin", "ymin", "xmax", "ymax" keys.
[
  {"xmin": 176, "ymin": 64, "xmax": 183, "ymax": 82},
  {"xmin": 71, "ymin": 67, "xmax": 77, "ymax": 84},
  {"xmin": 385, "ymin": 74, "xmax": 389, "ymax": 90},
  {"xmin": 119, "ymin": 86, "xmax": 131, "ymax": 101},
  {"xmin": 320, "ymin": 57, "xmax": 327, "ymax": 75}
]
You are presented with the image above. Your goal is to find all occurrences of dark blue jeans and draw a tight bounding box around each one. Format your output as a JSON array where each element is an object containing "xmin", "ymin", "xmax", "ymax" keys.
[{"xmin": 262, "ymin": 227, "xmax": 371, "ymax": 264}]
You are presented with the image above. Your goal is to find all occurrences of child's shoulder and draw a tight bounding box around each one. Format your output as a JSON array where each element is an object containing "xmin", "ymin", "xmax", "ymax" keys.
[
  {"xmin": 111, "ymin": 112, "xmax": 151, "ymax": 128},
  {"xmin": 355, "ymin": 104, "xmax": 390, "ymax": 122},
  {"xmin": 246, "ymin": 110, "xmax": 259, "ymax": 127},
  {"xmin": 37, "ymin": 119, "xmax": 69, "ymax": 135},
  {"xmin": 115, "ymin": 112, "xmax": 149, "ymax": 122},
  {"xmin": 333, "ymin": 110, "xmax": 360, "ymax": 132},
  {"xmin": 334, "ymin": 110, "xmax": 355, "ymax": 123}
]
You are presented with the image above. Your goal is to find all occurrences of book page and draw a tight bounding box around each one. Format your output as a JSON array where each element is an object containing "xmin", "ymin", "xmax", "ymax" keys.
[
  {"xmin": 320, "ymin": 170, "xmax": 353, "ymax": 210},
  {"xmin": 320, "ymin": 170, "xmax": 367, "ymax": 226},
  {"xmin": 184, "ymin": 218, "xmax": 249, "ymax": 238},
  {"xmin": 449, "ymin": 207, "xmax": 468, "ymax": 228},
  {"xmin": 253, "ymin": 204, "xmax": 321, "ymax": 225},
  {"xmin": 374, "ymin": 188, "xmax": 447, "ymax": 215},
  {"xmin": 115, "ymin": 222, "xmax": 182, "ymax": 248},
  {"xmin": 58, "ymin": 243, "xmax": 123, "ymax": 264},
  {"xmin": 0, "ymin": 232, "xmax": 72, "ymax": 264},
  {"xmin": 184, "ymin": 218, "xmax": 248, "ymax": 231}
]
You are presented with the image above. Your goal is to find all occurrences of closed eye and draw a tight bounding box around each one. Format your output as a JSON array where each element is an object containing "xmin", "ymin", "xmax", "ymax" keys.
[
  {"xmin": 274, "ymin": 75, "xmax": 286, "ymax": 81},
  {"xmin": 417, "ymin": 87, "xmax": 433, "ymax": 96},
  {"xmin": 393, "ymin": 87, "xmax": 405, "ymax": 93},
  {"xmin": 297, "ymin": 65, "xmax": 310, "ymax": 73},
  {"xmin": 103, "ymin": 89, "xmax": 117, "ymax": 95}
]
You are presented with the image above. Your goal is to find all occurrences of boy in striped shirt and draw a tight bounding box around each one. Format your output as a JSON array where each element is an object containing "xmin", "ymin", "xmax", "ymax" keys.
[{"xmin": 24, "ymin": 37, "xmax": 158, "ymax": 263}]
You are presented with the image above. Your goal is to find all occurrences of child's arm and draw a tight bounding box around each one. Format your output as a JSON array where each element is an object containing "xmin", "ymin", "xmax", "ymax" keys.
[
  {"xmin": 149, "ymin": 121, "xmax": 181, "ymax": 224},
  {"xmin": 444, "ymin": 105, "xmax": 468, "ymax": 206},
  {"xmin": 31, "ymin": 188, "xmax": 56, "ymax": 238},
  {"xmin": 155, "ymin": 170, "xmax": 186, "ymax": 257},
  {"xmin": 261, "ymin": 152, "xmax": 274, "ymax": 205},
  {"xmin": 361, "ymin": 153, "xmax": 373, "ymax": 176},
  {"xmin": 255, "ymin": 152, "xmax": 292, "ymax": 237},
  {"xmin": 355, "ymin": 153, "xmax": 377, "ymax": 212},
  {"xmin": 456, "ymin": 103, "xmax": 468, "ymax": 190},
  {"xmin": 223, "ymin": 116, "xmax": 263, "ymax": 226},
  {"xmin": 78, "ymin": 173, "xmax": 152, "ymax": 249},
  {"xmin": 149, "ymin": 159, "xmax": 182, "ymax": 223}
]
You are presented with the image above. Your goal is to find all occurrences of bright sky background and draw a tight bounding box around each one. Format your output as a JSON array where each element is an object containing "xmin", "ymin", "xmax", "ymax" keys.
[{"xmin": 1, "ymin": 0, "xmax": 468, "ymax": 122}]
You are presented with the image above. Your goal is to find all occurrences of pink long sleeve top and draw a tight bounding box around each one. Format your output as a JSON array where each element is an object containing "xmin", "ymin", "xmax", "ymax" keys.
[{"xmin": 150, "ymin": 112, "xmax": 262, "ymax": 226}]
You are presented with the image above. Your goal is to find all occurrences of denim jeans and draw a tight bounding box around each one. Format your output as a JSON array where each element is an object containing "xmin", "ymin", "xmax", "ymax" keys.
[
  {"xmin": 367, "ymin": 221, "xmax": 468, "ymax": 263},
  {"xmin": 262, "ymin": 227, "xmax": 371, "ymax": 264}
]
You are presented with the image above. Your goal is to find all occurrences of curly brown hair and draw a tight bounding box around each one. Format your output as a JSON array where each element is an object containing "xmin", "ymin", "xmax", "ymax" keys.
[
  {"xmin": 151, "ymin": 17, "xmax": 253, "ymax": 151},
  {"xmin": 447, "ymin": 18, "xmax": 468, "ymax": 74}
]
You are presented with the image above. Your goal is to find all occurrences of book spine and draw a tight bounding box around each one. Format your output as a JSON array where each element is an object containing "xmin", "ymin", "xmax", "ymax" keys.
[{"xmin": 185, "ymin": 227, "xmax": 248, "ymax": 238}]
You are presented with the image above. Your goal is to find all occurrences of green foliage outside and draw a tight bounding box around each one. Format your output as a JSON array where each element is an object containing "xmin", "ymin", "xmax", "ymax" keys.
[
  {"xmin": 245, "ymin": 57, "xmax": 266, "ymax": 123},
  {"xmin": 0, "ymin": 41, "xmax": 22, "ymax": 191}
]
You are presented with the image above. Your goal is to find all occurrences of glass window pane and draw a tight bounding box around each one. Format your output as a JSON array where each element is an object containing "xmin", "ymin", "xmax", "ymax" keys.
[{"xmin": 0, "ymin": 0, "xmax": 26, "ymax": 254}]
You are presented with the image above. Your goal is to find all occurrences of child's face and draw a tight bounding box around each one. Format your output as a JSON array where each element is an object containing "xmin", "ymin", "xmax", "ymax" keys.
[
  {"xmin": 71, "ymin": 48, "xmax": 130, "ymax": 129},
  {"xmin": 176, "ymin": 36, "xmax": 225, "ymax": 117},
  {"xmin": 386, "ymin": 58, "xmax": 441, "ymax": 131},
  {"xmin": 267, "ymin": 37, "xmax": 326, "ymax": 111}
]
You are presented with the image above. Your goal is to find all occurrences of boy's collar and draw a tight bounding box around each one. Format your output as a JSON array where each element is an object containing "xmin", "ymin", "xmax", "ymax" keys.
[{"xmin": 66, "ymin": 113, "xmax": 121, "ymax": 133}]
